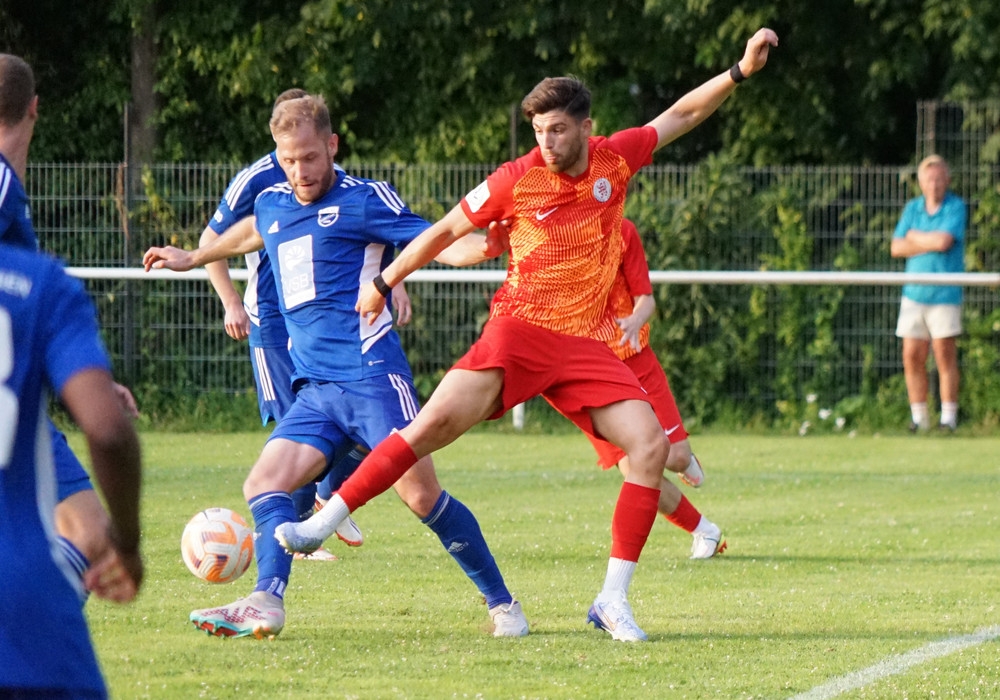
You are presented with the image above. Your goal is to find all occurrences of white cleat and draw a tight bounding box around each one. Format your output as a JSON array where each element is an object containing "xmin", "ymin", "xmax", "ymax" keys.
[
  {"xmin": 189, "ymin": 591, "xmax": 285, "ymax": 640},
  {"xmin": 489, "ymin": 599, "xmax": 529, "ymax": 637},
  {"xmin": 679, "ymin": 454, "xmax": 705, "ymax": 488},
  {"xmin": 293, "ymin": 546, "xmax": 339, "ymax": 561},
  {"xmin": 274, "ymin": 521, "xmax": 324, "ymax": 555},
  {"xmin": 690, "ymin": 521, "xmax": 727, "ymax": 559},
  {"xmin": 586, "ymin": 593, "xmax": 647, "ymax": 642},
  {"xmin": 335, "ymin": 516, "xmax": 364, "ymax": 547}
]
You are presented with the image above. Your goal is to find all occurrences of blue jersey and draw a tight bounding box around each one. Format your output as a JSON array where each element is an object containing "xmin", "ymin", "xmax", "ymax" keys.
[
  {"xmin": 1, "ymin": 154, "xmax": 94, "ymax": 496},
  {"xmin": 0, "ymin": 154, "xmax": 38, "ymax": 250},
  {"xmin": 209, "ymin": 152, "xmax": 288, "ymax": 348},
  {"xmin": 893, "ymin": 192, "xmax": 967, "ymax": 305},
  {"xmin": 254, "ymin": 169, "xmax": 430, "ymax": 383},
  {"xmin": 0, "ymin": 244, "xmax": 111, "ymax": 695}
]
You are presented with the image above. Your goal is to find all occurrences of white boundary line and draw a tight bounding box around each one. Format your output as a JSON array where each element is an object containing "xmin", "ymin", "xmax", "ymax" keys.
[{"xmin": 788, "ymin": 625, "xmax": 1000, "ymax": 700}]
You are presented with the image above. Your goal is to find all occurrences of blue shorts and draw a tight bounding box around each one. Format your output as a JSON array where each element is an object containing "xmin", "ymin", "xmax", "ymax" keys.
[
  {"xmin": 269, "ymin": 373, "xmax": 419, "ymax": 466},
  {"xmin": 250, "ymin": 344, "xmax": 296, "ymax": 425},
  {"xmin": 51, "ymin": 421, "xmax": 93, "ymax": 502}
]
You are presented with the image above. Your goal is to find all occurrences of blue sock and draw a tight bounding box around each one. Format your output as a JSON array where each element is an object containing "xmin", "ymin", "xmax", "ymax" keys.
[
  {"xmin": 421, "ymin": 491, "xmax": 512, "ymax": 609},
  {"xmin": 57, "ymin": 536, "xmax": 90, "ymax": 604},
  {"xmin": 248, "ymin": 491, "xmax": 295, "ymax": 600},
  {"xmin": 318, "ymin": 446, "xmax": 368, "ymax": 500},
  {"xmin": 291, "ymin": 483, "xmax": 317, "ymax": 522}
]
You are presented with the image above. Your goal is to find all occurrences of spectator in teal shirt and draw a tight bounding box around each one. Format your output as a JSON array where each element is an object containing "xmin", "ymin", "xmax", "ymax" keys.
[{"xmin": 891, "ymin": 154, "xmax": 967, "ymax": 432}]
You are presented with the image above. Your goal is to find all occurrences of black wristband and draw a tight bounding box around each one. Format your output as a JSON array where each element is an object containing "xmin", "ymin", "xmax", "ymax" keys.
[
  {"xmin": 729, "ymin": 62, "xmax": 747, "ymax": 84},
  {"xmin": 372, "ymin": 273, "xmax": 392, "ymax": 298}
]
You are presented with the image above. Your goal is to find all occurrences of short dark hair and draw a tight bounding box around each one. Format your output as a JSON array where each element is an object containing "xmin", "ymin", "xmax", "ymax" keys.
[
  {"xmin": 521, "ymin": 76, "xmax": 591, "ymax": 122},
  {"xmin": 269, "ymin": 94, "xmax": 332, "ymax": 138},
  {"xmin": 0, "ymin": 54, "xmax": 36, "ymax": 127}
]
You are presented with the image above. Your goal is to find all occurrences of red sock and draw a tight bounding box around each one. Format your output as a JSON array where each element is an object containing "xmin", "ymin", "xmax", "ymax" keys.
[
  {"xmin": 610, "ymin": 481, "xmax": 660, "ymax": 562},
  {"xmin": 337, "ymin": 432, "xmax": 418, "ymax": 511},
  {"xmin": 665, "ymin": 495, "xmax": 702, "ymax": 533}
]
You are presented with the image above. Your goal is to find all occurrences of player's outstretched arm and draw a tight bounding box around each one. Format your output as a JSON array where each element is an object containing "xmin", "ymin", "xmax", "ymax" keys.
[
  {"xmin": 647, "ymin": 27, "xmax": 778, "ymax": 151},
  {"xmin": 200, "ymin": 226, "xmax": 251, "ymax": 340},
  {"xmin": 143, "ymin": 217, "xmax": 263, "ymax": 272},
  {"xmin": 358, "ymin": 204, "xmax": 477, "ymax": 324},
  {"xmin": 63, "ymin": 368, "xmax": 143, "ymax": 603}
]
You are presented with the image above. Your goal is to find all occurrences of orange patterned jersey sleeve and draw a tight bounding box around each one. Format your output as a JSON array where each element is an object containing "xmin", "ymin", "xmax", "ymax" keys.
[{"xmin": 461, "ymin": 126, "xmax": 657, "ymax": 340}]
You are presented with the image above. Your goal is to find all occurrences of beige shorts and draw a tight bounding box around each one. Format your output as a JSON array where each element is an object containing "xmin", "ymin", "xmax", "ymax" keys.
[{"xmin": 895, "ymin": 297, "xmax": 962, "ymax": 340}]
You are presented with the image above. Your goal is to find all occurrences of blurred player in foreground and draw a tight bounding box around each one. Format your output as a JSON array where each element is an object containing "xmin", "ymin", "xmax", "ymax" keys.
[
  {"xmin": 0, "ymin": 51, "xmax": 138, "ymax": 604},
  {"xmin": 279, "ymin": 28, "xmax": 778, "ymax": 642},
  {"xmin": 1, "ymin": 240, "xmax": 143, "ymax": 698}
]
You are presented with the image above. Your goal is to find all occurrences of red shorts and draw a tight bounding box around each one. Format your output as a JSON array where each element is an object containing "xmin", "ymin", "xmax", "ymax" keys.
[
  {"xmin": 587, "ymin": 345, "xmax": 687, "ymax": 469},
  {"xmin": 452, "ymin": 316, "xmax": 650, "ymax": 438}
]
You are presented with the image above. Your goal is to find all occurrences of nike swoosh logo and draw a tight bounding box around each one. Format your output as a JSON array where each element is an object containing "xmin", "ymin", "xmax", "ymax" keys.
[
  {"xmin": 664, "ymin": 425, "xmax": 681, "ymax": 436},
  {"xmin": 535, "ymin": 207, "xmax": 558, "ymax": 220}
]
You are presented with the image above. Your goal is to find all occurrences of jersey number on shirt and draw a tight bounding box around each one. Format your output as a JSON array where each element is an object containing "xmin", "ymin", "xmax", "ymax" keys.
[{"xmin": 0, "ymin": 309, "xmax": 18, "ymax": 468}]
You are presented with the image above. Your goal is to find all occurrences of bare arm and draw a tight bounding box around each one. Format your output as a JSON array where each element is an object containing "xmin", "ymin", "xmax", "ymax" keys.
[
  {"xmin": 432, "ymin": 232, "xmax": 502, "ymax": 267},
  {"xmin": 890, "ymin": 231, "xmax": 955, "ymax": 258},
  {"xmin": 64, "ymin": 368, "xmax": 143, "ymax": 603},
  {"xmin": 617, "ymin": 294, "xmax": 655, "ymax": 352},
  {"xmin": 392, "ymin": 280, "xmax": 412, "ymax": 326},
  {"xmin": 647, "ymin": 27, "xmax": 778, "ymax": 151},
  {"xmin": 199, "ymin": 226, "xmax": 251, "ymax": 340},
  {"xmin": 358, "ymin": 204, "xmax": 477, "ymax": 323},
  {"xmin": 143, "ymin": 217, "xmax": 263, "ymax": 272}
]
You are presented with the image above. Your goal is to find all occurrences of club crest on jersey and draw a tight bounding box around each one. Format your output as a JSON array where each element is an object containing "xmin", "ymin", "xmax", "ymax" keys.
[
  {"xmin": 317, "ymin": 206, "xmax": 340, "ymax": 227},
  {"xmin": 593, "ymin": 178, "xmax": 612, "ymax": 203}
]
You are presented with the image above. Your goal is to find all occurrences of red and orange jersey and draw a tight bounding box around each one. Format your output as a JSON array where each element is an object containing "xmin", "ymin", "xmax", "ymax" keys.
[
  {"xmin": 461, "ymin": 126, "xmax": 657, "ymax": 340},
  {"xmin": 606, "ymin": 219, "xmax": 653, "ymax": 361}
]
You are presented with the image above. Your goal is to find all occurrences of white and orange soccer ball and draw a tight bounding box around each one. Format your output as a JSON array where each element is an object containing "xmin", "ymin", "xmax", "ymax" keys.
[{"xmin": 180, "ymin": 507, "xmax": 254, "ymax": 584}]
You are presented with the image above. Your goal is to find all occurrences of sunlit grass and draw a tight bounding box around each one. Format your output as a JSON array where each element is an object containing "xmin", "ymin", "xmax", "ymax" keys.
[{"xmin": 78, "ymin": 432, "xmax": 1000, "ymax": 699}]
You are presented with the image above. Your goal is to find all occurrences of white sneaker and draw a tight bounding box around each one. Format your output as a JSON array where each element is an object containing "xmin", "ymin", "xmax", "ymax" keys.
[
  {"xmin": 586, "ymin": 593, "xmax": 647, "ymax": 642},
  {"xmin": 679, "ymin": 454, "xmax": 704, "ymax": 488},
  {"xmin": 489, "ymin": 599, "xmax": 529, "ymax": 637},
  {"xmin": 335, "ymin": 516, "xmax": 364, "ymax": 547},
  {"xmin": 293, "ymin": 546, "xmax": 339, "ymax": 561},
  {"xmin": 690, "ymin": 521, "xmax": 727, "ymax": 559},
  {"xmin": 274, "ymin": 521, "xmax": 324, "ymax": 555},
  {"xmin": 189, "ymin": 591, "xmax": 285, "ymax": 640}
]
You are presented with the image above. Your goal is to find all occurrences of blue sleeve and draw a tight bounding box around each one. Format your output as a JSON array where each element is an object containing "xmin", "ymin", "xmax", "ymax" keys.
[
  {"xmin": 362, "ymin": 183, "xmax": 431, "ymax": 247},
  {"xmin": 893, "ymin": 199, "xmax": 916, "ymax": 239},
  {"xmin": 939, "ymin": 195, "xmax": 967, "ymax": 241},
  {"xmin": 40, "ymin": 264, "xmax": 111, "ymax": 394},
  {"xmin": 208, "ymin": 156, "xmax": 285, "ymax": 234}
]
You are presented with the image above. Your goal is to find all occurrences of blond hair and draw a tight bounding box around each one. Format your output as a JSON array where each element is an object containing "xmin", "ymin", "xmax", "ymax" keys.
[
  {"xmin": 269, "ymin": 94, "xmax": 332, "ymax": 139},
  {"xmin": 917, "ymin": 154, "xmax": 949, "ymax": 177}
]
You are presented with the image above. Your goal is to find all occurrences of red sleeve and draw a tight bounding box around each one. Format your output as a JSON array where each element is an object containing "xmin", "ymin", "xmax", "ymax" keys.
[
  {"xmin": 606, "ymin": 126, "xmax": 658, "ymax": 175},
  {"xmin": 620, "ymin": 219, "xmax": 653, "ymax": 296},
  {"xmin": 460, "ymin": 153, "xmax": 539, "ymax": 228}
]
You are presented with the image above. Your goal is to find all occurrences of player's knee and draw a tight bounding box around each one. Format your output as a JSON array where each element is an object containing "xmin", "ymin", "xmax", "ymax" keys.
[{"xmin": 665, "ymin": 440, "xmax": 692, "ymax": 472}]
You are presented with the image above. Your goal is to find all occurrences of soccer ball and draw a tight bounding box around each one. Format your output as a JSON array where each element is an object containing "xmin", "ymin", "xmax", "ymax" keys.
[{"xmin": 180, "ymin": 507, "xmax": 254, "ymax": 584}]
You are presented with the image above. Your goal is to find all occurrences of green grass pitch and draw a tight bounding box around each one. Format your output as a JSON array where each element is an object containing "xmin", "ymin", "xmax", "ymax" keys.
[{"xmin": 77, "ymin": 432, "xmax": 1000, "ymax": 699}]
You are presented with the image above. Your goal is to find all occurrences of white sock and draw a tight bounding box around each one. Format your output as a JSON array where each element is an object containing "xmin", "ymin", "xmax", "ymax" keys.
[
  {"xmin": 910, "ymin": 402, "xmax": 929, "ymax": 426},
  {"xmin": 600, "ymin": 557, "xmax": 636, "ymax": 599},
  {"xmin": 298, "ymin": 494, "xmax": 350, "ymax": 541},
  {"xmin": 940, "ymin": 402, "xmax": 958, "ymax": 426},
  {"xmin": 693, "ymin": 515, "xmax": 715, "ymax": 536}
]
